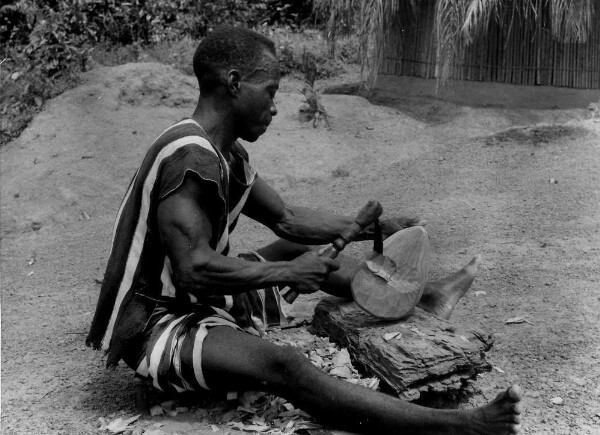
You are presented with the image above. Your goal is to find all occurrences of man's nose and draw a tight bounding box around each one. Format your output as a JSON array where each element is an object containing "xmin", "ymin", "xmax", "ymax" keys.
[{"xmin": 270, "ymin": 104, "xmax": 277, "ymax": 116}]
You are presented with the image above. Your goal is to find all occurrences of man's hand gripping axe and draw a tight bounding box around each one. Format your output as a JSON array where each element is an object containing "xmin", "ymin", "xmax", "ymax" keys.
[{"xmin": 281, "ymin": 200, "xmax": 383, "ymax": 304}]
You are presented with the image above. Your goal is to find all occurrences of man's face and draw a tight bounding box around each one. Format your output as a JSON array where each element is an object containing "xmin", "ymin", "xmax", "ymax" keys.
[{"xmin": 235, "ymin": 51, "xmax": 280, "ymax": 142}]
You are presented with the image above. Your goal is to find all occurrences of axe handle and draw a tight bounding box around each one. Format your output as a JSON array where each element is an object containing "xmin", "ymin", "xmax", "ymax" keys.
[{"xmin": 281, "ymin": 201, "xmax": 382, "ymax": 304}]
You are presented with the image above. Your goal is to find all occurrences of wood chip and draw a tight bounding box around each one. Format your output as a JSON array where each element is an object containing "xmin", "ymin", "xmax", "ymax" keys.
[
  {"xmin": 331, "ymin": 349, "xmax": 351, "ymax": 367},
  {"xmin": 309, "ymin": 354, "xmax": 324, "ymax": 368},
  {"xmin": 104, "ymin": 415, "xmax": 141, "ymax": 433},
  {"xmin": 229, "ymin": 422, "xmax": 270, "ymax": 432},
  {"xmin": 383, "ymin": 332, "xmax": 402, "ymax": 341},
  {"xmin": 329, "ymin": 365, "xmax": 353, "ymax": 379},
  {"xmin": 505, "ymin": 316, "xmax": 533, "ymax": 325}
]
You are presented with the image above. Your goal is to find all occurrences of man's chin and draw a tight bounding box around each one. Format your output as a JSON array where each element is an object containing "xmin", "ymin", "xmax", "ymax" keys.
[
  {"xmin": 241, "ymin": 128, "xmax": 267, "ymax": 143},
  {"xmin": 241, "ymin": 134, "xmax": 260, "ymax": 143}
]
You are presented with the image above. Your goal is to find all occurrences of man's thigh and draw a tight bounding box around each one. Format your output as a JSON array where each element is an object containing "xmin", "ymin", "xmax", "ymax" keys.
[{"xmin": 201, "ymin": 325, "xmax": 308, "ymax": 393}]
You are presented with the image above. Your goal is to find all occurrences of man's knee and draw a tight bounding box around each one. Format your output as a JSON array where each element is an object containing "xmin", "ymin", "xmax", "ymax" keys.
[
  {"xmin": 202, "ymin": 328, "xmax": 313, "ymax": 392},
  {"xmin": 262, "ymin": 344, "xmax": 313, "ymax": 388}
]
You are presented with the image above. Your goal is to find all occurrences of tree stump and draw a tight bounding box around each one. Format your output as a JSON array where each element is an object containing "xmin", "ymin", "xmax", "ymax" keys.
[{"xmin": 311, "ymin": 297, "xmax": 494, "ymax": 401}]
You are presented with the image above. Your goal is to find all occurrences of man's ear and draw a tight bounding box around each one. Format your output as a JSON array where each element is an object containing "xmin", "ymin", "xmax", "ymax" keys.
[{"xmin": 227, "ymin": 69, "xmax": 242, "ymax": 96}]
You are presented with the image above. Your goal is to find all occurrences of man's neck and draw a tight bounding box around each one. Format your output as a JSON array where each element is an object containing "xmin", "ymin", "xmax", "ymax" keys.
[{"xmin": 192, "ymin": 98, "xmax": 236, "ymax": 158}]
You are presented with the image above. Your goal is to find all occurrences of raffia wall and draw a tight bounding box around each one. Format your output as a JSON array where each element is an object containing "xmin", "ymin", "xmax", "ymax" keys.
[{"xmin": 381, "ymin": 1, "xmax": 600, "ymax": 89}]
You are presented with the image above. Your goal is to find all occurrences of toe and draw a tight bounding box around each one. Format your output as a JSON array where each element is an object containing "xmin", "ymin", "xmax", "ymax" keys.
[
  {"xmin": 510, "ymin": 414, "xmax": 522, "ymax": 424},
  {"xmin": 507, "ymin": 385, "xmax": 523, "ymax": 402},
  {"xmin": 507, "ymin": 423, "xmax": 521, "ymax": 434},
  {"xmin": 511, "ymin": 403, "xmax": 522, "ymax": 414}
]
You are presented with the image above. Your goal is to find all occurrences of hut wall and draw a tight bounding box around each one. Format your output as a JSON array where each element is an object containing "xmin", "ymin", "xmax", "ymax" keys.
[{"xmin": 382, "ymin": 2, "xmax": 600, "ymax": 89}]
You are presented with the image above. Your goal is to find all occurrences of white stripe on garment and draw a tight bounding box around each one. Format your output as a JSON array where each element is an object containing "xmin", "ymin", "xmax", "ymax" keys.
[
  {"xmin": 211, "ymin": 144, "xmax": 255, "ymax": 255},
  {"xmin": 101, "ymin": 135, "xmax": 217, "ymax": 351},
  {"xmin": 109, "ymin": 170, "xmax": 138, "ymax": 254},
  {"xmin": 170, "ymin": 319, "xmax": 194, "ymax": 392},
  {"xmin": 274, "ymin": 288, "xmax": 287, "ymax": 325},
  {"xmin": 211, "ymin": 307, "xmax": 237, "ymax": 323},
  {"xmin": 228, "ymin": 185, "xmax": 253, "ymax": 224},
  {"xmin": 172, "ymin": 333, "xmax": 193, "ymax": 391},
  {"xmin": 215, "ymin": 217, "xmax": 229, "ymax": 253},
  {"xmin": 156, "ymin": 313, "xmax": 174, "ymax": 325},
  {"xmin": 148, "ymin": 315, "xmax": 188, "ymax": 390},
  {"xmin": 200, "ymin": 317, "xmax": 239, "ymax": 328},
  {"xmin": 224, "ymin": 295, "xmax": 233, "ymax": 310},
  {"xmin": 214, "ymin": 147, "xmax": 230, "ymax": 254},
  {"xmin": 135, "ymin": 356, "xmax": 149, "ymax": 377},
  {"xmin": 257, "ymin": 288, "xmax": 267, "ymax": 326},
  {"xmin": 172, "ymin": 384, "xmax": 186, "ymax": 393},
  {"xmin": 160, "ymin": 257, "xmax": 176, "ymax": 297},
  {"xmin": 251, "ymin": 314, "xmax": 266, "ymax": 334},
  {"xmin": 192, "ymin": 325, "xmax": 209, "ymax": 390}
]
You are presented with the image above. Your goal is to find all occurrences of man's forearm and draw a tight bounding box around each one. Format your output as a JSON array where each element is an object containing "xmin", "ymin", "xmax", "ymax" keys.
[
  {"xmin": 272, "ymin": 205, "xmax": 356, "ymax": 244},
  {"xmin": 174, "ymin": 250, "xmax": 293, "ymax": 296}
]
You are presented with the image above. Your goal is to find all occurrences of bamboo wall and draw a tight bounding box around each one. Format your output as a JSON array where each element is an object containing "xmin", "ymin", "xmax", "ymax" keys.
[{"xmin": 381, "ymin": 2, "xmax": 600, "ymax": 89}]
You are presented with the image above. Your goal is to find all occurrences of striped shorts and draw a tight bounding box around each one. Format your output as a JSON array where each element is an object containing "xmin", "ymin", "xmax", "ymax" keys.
[{"xmin": 126, "ymin": 252, "xmax": 288, "ymax": 394}]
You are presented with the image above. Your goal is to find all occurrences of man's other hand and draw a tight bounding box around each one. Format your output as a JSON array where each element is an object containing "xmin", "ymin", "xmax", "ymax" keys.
[
  {"xmin": 380, "ymin": 217, "xmax": 427, "ymax": 239},
  {"xmin": 288, "ymin": 251, "xmax": 340, "ymax": 294}
]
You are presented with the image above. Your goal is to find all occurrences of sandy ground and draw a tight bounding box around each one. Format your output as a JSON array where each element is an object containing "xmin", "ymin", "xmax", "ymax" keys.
[{"xmin": 1, "ymin": 62, "xmax": 600, "ymax": 435}]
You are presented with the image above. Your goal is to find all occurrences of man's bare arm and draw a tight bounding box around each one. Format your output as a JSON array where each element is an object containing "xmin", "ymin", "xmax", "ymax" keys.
[
  {"xmin": 242, "ymin": 176, "xmax": 424, "ymax": 243},
  {"xmin": 157, "ymin": 174, "xmax": 339, "ymax": 296},
  {"xmin": 242, "ymin": 176, "xmax": 356, "ymax": 244}
]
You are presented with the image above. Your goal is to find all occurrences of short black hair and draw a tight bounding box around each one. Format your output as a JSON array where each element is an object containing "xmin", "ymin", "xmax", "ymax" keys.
[{"xmin": 193, "ymin": 26, "xmax": 276, "ymax": 91}]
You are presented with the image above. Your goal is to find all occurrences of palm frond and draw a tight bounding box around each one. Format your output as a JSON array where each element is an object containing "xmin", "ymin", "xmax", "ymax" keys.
[
  {"xmin": 434, "ymin": 0, "xmax": 471, "ymax": 89},
  {"xmin": 549, "ymin": 0, "xmax": 594, "ymax": 42},
  {"xmin": 461, "ymin": 0, "xmax": 503, "ymax": 42},
  {"xmin": 359, "ymin": 0, "xmax": 419, "ymax": 89}
]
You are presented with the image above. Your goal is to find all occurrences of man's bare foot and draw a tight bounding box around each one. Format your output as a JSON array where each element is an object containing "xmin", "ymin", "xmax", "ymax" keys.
[
  {"xmin": 464, "ymin": 385, "xmax": 523, "ymax": 434},
  {"xmin": 417, "ymin": 255, "xmax": 482, "ymax": 320}
]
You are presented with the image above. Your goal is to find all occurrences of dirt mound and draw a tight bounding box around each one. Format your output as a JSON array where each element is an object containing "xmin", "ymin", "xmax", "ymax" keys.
[{"xmin": 114, "ymin": 63, "xmax": 198, "ymax": 107}]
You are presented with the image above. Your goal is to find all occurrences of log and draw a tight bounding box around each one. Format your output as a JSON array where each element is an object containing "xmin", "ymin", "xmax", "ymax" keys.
[{"xmin": 311, "ymin": 297, "xmax": 494, "ymax": 401}]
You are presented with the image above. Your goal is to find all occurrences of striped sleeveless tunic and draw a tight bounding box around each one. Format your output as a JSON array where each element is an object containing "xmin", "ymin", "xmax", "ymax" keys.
[{"xmin": 86, "ymin": 119, "xmax": 286, "ymax": 374}]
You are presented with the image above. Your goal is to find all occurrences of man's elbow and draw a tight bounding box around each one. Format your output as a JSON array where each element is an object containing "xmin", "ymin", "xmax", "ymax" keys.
[
  {"xmin": 271, "ymin": 221, "xmax": 290, "ymax": 239},
  {"xmin": 271, "ymin": 209, "xmax": 296, "ymax": 238},
  {"xmin": 171, "ymin": 251, "xmax": 211, "ymax": 292}
]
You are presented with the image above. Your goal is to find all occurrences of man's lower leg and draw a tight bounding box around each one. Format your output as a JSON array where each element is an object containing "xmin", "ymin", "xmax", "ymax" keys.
[{"xmin": 201, "ymin": 327, "xmax": 521, "ymax": 434}]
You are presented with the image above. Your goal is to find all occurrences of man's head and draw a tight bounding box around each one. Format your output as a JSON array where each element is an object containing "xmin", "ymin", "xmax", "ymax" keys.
[
  {"xmin": 193, "ymin": 26, "xmax": 280, "ymax": 142},
  {"xmin": 193, "ymin": 26, "xmax": 277, "ymax": 92}
]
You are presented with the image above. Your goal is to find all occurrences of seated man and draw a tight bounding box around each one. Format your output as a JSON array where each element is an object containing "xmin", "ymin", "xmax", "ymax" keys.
[{"xmin": 87, "ymin": 26, "xmax": 522, "ymax": 435}]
